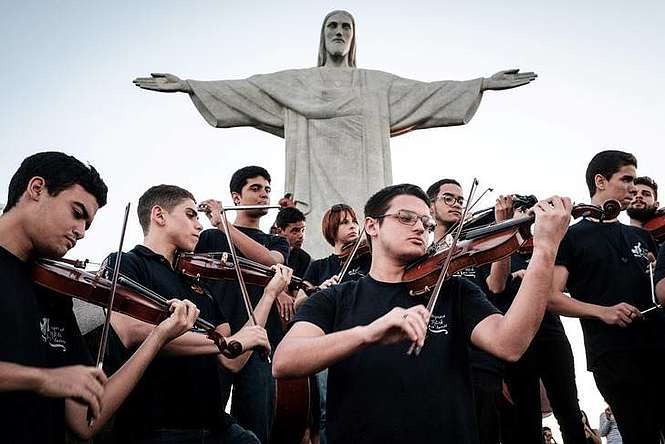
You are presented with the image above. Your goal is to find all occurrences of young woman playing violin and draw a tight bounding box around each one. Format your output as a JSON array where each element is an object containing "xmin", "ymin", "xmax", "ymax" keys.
[
  {"xmin": 0, "ymin": 152, "xmax": 198, "ymax": 444},
  {"xmin": 106, "ymin": 184, "xmax": 291, "ymax": 444},
  {"xmin": 274, "ymin": 183, "xmax": 572, "ymax": 444},
  {"xmin": 303, "ymin": 203, "xmax": 371, "ymax": 289}
]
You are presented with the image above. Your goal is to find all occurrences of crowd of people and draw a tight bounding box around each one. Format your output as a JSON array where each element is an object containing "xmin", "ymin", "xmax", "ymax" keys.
[{"xmin": 0, "ymin": 149, "xmax": 664, "ymax": 444}]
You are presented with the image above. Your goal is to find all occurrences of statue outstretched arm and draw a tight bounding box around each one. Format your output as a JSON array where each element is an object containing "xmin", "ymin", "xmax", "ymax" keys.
[
  {"xmin": 481, "ymin": 69, "xmax": 537, "ymax": 91},
  {"xmin": 133, "ymin": 73, "xmax": 192, "ymax": 93}
]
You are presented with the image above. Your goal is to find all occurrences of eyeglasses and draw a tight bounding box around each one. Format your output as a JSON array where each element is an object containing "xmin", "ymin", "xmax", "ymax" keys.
[
  {"xmin": 374, "ymin": 210, "xmax": 437, "ymax": 232},
  {"xmin": 433, "ymin": 193, "xmax": 464, "ymax": 207}
]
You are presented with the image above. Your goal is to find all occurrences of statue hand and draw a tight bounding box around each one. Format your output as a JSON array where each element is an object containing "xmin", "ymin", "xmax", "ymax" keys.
[
  {"xmin": 132, "ymin": 73, "xmax": 190, "ymax": 93},
  {"xmin": 482, "ymin": 69, "xmax": 537, "ymax": 91}
]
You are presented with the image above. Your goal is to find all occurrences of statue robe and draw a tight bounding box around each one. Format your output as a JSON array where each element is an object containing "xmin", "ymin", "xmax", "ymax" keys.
[{"xmin": 187, "ymin": 68, "xmax": 483, "ymax": 259}]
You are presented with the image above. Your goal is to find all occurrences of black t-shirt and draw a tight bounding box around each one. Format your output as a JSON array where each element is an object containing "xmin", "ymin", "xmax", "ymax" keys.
[
  {"xmin": 195, "ymin": 227, "xmax": 290, "ymax": 347},
  {"xmin": 104, "ymin": 245, "xmax": 228, "ymax": 435},
  {"xmin": 476, "ymin": 254, "xmax": 566, "ymax": 342},
  {"xmin": 555, "ymin": 219, "xmax": 665, "ymax": 370},
  {"xmin": 292, "ymin": 275, "xmax": 499, "ymax": 444},
  {"xmin": 0, "ymin": 246, "xmax": 91, "ymax": 444},
  {"xmin": 303, "ymin": 253, "xmax": 371, "ymax": 287},
  {"xmin": 288, "ymin": 247, "xmax": 311, "ymax": 278},
  {"xmin": 655, "ymin": 242, "xmax": 665, "ymax": 285}
]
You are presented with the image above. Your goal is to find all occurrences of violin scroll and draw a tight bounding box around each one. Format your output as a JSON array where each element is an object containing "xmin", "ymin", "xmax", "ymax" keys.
[{"xmin": 570, "ymin": 199, "xmax": 621, "ymax": 221}]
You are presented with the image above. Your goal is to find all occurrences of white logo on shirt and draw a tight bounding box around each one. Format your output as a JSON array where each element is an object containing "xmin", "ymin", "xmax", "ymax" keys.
[
  {"xmin": 428, "ymin": 314, "xmax": 448, "ymax": 334},
  {"xmin": 40, "ymin": 318, "xmax": 67, "ymax": 351},
  {"xmin": 631, "ymin": 242, "xmax": 650, "ymax": 260}
]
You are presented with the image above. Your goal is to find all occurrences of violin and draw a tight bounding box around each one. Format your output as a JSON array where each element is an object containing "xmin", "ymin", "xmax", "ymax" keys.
[
  {"xmin": 339, "ymin": 237, "xmax": 370, "ymax": 268},
  {"xmin": 403, "ymin": 200, "xmax": 621, "ymax": 296},
  {"xmin": 462, "ymin": 194, "xmax": 539, "ymax": 231},
  {"xmin": 643, "ymin": 209, "xmax": 665, "ymax": 242},
  {"xmin": 32, "ymin": 258, "xmax": 244, "ymax": 358},
  {"xmin": 175, "ymin": 252, "xmax": 319, "ymax": 295}
]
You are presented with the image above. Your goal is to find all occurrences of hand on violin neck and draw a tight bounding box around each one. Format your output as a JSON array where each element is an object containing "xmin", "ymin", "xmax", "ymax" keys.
[
  {"xmin": 531, "ymin": 196, "xmax": 572, "ymax": 256},
  {"xmin": 494, "ymin": 195, "xmax": 514, "ymax": 222},
  {"xmin": 153, "ymin": 299, "xmax": 200, "ymax": 344},
  {"xmin": 198, "ymin": 199, "xmax": 224, "ymax": 229},
  {"xmin": 264, "ymin": 264, "xmax": 293, "ymax": 297},
  {"xmin": 362, "ymin": 305, "xmax": 430, "ymax": 347}
]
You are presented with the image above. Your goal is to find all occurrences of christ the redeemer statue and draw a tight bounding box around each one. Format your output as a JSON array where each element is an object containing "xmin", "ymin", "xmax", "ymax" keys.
[{"xmin": 134, "ymin": 10, "xmax": 536, "ymax": 258}]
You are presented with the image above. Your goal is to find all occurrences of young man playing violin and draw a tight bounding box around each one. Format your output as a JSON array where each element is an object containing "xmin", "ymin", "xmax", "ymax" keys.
[
  {"xmin": 548, "ymin": 150, "xmax": 665, "ymax": 444},
  {"xmin": 274, "ymin": 183, "xmax": 571, "ymax": 444},
  {"xmin": 106, "ymin": 184, "xmax": 291, "ymax": 443},
  {"xmin": 194, "ymin": 165, "xmax": 291, "ymax": 443},
  {"xmin": 0, "ymin": 152, "xmax": 198, "ymax": 443}
]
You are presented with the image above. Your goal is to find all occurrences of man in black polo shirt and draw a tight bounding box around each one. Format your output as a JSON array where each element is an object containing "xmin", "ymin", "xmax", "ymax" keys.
[
  {"xmin": 107, "ymin": 184, "xmax": 289, "ymax": 443},
  {"xmin": 195, "ymin": 166, "xmax": 290, "ymax": 443},
  {"xmin": 549, "ymin": 150, "xmax": 665, "ymax": 444},
  {"xmin": 0, "ymin": 152, "xmax": 197, "ymax": 443},
  {"xmin": 274, "ymin": 183, "xmax": 571, "ymax": 444}
]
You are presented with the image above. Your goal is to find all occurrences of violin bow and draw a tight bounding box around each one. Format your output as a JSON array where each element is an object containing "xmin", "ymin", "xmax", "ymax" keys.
[
  {"xmin": 640, "ymin": 261, "xmax": 663, "ymax": 315},
  {"xmin": 408, "ymin": 179, "xmax": 479, "ymax": 356},
  {"xmin": 337, "ymin": 226, "xmax": 366, "ymax": 283},
  {"xmin": 89, "ymin": 202, "xmax": 130, "ymax": 425},
  {"xmin": 216, "ymin": 202, "xmax": 271, "ymax": 362}
]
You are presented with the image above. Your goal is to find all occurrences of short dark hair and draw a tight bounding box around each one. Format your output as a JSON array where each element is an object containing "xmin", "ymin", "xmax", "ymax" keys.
[
  {"xmin": 585, "ymin": 150, "xmax": 637, "ymax": 198},
  {"xmin": 365, "ymin": 184, "xmax": 430, "ymax": 219},
  {"xmin": 365, "ymin": 184, "xmax": 430, "ymax": 250},
  {"xmin": 426, "ymin": 179, "xmax": 461, "ymax": 202},
  {"xmin": 274, "ymin": 207, "xmax": 306, "ymax": 230},
  {"xmin": 634, "ymin": 176, "xmax": 658, "ymax": 200},
  {"xmin": 4, "ymin": 151, "xmax": 108, "ymax": 214},
  {"xmin": 321, "ymin": 203, "xmax": 357, "ymax": 247},
  {"xmin": 137, "ymin": 185, "xmax": 195, "ymax": 235},
  {"xmin": 229, "ymin": 166, "xmax": 271, "ymax": 195}
]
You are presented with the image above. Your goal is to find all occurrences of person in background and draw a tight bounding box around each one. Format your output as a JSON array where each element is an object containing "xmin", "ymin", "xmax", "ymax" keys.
[{"xmin": 599, "ymin": 406, "xmax": 623, "ymax": 444}]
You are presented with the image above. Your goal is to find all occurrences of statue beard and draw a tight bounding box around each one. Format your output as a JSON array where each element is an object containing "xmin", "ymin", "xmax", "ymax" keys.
[{"xmin": 626, "ymin": 205, "xmax": 657, "ymax": 223}]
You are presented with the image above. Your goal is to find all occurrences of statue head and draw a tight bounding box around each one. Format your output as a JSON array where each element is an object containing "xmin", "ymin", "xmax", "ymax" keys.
[{"xmin": 318, "ymin": 10, "xmax": 357, "ymax": 68}]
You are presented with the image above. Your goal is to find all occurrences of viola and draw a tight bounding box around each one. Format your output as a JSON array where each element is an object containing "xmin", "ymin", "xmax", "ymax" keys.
[
  {"xmin": 32, "ymin": 258, "xmax": 244, "ymax": 358},
  {"xmin": 643, "ymin": 209, "xmax": 665, "ymax": 242},
  {"xmin": 176, "ymin": 253, "xmax": 313, "ymax": 443},
  {"xmin": 403, "ymin": 200, "xmax": 620, "ymax": 296},
  {"xmin": 175, "ymin": 252, "xmax": 319, "ymax": 295}
]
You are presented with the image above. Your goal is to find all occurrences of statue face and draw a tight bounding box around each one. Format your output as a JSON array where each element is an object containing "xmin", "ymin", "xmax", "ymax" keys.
[{"xmin": 324, "ymin": 12, "xmax": 354, "ymax": 59}]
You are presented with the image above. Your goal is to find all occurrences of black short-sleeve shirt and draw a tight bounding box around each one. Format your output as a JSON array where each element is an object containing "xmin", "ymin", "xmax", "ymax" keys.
[
  {"xmin": 292, "ymin": 275, "xmax": 499, "ymax": 444},
  {"xmin": 475, "ymin": 254, "xmax": 566, "ymax": 342},
  {"xmin": 555, "ymin": 219, "xmax": 665, "ymax": 370},
  {"xmin": 0, "ymin": 247, "xmax": 92, "ymax": 444},
  {"xmin": 104, "ymin": 245, "xmax": 228, "ymax": 435},
  {"xmin": 195, "ymin": 227, "xmax": 290, "ymax": 346},
  {"xmin": 655, "ymin": 242, "xmax": 665, "ymax": 285},
  {"xmin": 288, "ymin": 247, "xmax": 311, "ymax": 278},
  {"xmin": 303, "ymin": 253, "xmax": 371, "ymax": 287}
]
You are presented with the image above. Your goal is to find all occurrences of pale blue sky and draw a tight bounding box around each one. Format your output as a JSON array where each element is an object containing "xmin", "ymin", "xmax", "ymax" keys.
[{"xmin": 2, "ymin": 0, "xmax": 663, "ymax": 435}]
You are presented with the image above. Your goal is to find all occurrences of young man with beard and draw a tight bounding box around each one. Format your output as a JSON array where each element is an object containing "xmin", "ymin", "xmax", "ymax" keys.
[
  {"xmin": 549, "ymin": 150, "xmax": 665, "ymax": 444},
  {"xmin": 195, "ymin": 166, "xmax": 291, "ymax": 443},
  {"xmin": 274, "ymin": 183, "xmax": 571, "ymax": 444},
  {"xmin": 627, "ymin": 176, "xmax": 660, "ymax": 230},
  {"xmin": 107, "ymin": 184, "xmax": 288, "ymax": 443},
  {"xmin": 0, "ymin": 152, "xmax": 197, "ymax": 443}
]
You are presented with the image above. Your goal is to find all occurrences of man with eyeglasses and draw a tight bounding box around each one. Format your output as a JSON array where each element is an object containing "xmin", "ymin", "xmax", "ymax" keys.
[
  {"xmin": 274, "ymin": 183, "xmax": 571, "ymax": 444},
  {"xmin": 427, "ymin": 179, "xmax": 521, "ymax": 444}
]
